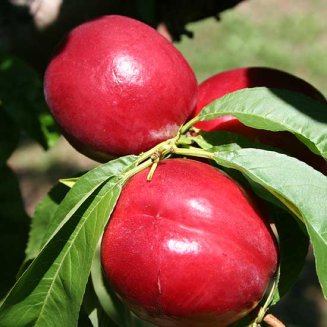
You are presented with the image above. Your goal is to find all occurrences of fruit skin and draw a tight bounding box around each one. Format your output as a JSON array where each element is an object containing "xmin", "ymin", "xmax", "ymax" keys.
[
  {"xmin": 193, "ymin": 67, "xmax": 327, "ymax": 174},
  {"xmin": 44, "ymin": 15, "xmax": 197, "ymax": 161},
  {"xmin": 101, "ymin": 158, "xmax": 278, "ymax": 327}
]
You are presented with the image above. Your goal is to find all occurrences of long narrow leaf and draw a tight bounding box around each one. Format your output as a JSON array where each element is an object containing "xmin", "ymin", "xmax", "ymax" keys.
[
  {"xmin": 198, "ymin": 88, "xmax": 327, "ymax": 158},
  {"xmin": 0, "ymin": 179, "xmax": 121, "ymax": 326},
  {"xmin": 26, "ymin": 155, "xmax": 138, "ymax": 261},
  {"xmin": 0, "ymin": 156, "xmax": 138, "ymax": 326}
]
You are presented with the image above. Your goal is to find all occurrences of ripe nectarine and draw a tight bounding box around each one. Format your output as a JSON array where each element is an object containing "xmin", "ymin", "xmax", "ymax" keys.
[
  {"xmin": 101, "ymin": 159, "xmax": 278, "ymax": 327},
  {"xmin": 44, "ymin": 15, "xmax": 197, "ymax": 161}
]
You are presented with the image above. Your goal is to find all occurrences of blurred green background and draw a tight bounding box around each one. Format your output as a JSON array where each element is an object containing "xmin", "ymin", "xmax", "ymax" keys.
[{"xmin": 3, "ymin": 0, "xmax": 327, "ymax": 326}]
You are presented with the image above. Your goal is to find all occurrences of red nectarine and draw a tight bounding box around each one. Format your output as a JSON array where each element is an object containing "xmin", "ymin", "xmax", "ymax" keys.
[
  {"xmin": 101, "ymin": 158, "xmax": 278, "ymax": 327},
  {"xmin": 44, "ymin": 15, "xmax": 197, "ymax": 161}
]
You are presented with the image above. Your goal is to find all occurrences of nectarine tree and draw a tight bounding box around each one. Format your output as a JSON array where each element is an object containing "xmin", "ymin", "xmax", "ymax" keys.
[{"xmin": 0, "ymin": 14, "xmax": 326, "ymax": 327}]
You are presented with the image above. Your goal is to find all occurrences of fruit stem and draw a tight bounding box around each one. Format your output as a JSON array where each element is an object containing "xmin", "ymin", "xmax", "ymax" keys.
[
  {"xmin": 147, "ymin": 153, "xmax": 160, "ymax": 181},
  {"xmin": 122, "ymin": 127, "xmax": 214, "ymax": 181},
  {"xmin": 122, "ymin": 158, "xmax": 153, "ymax": 181},
  {"xmin": 180, "ymin": 116, "xmax": 200, "ymax": 134},
  {"xmin": 137, "ymin": 135, "xmax": 179, "ymax": 165},
  {"xmin": 172, "ymin": 146, "xmax": 214, "ymax": 160},
  {"xmin": 123, "ymin": 136, "xmax": 179, "ymax": 182}
]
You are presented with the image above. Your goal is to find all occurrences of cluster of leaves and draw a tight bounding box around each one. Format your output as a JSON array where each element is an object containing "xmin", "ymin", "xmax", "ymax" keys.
[{"xmin": 0, "ymin": 60, "xmax": 326, "ymax": 327}]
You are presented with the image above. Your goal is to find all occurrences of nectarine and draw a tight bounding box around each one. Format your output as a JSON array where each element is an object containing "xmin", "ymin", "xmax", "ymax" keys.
[
  {"xmin": 101, "ymin": 159, "xmax": 278, "ymax": 327},
  {"xmin": 44, "ymin": 15, "xmax": 197, "ymax": 161}
]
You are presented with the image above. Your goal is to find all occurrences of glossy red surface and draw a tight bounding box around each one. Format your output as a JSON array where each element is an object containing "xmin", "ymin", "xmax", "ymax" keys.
[
  {"xmin": 101, "ymin": 159, "xmax": 278, "ymax": 326},
  {"xmin": 193, "ymin": 67, "xmax": 326, "ymax": 174},
  {"xmin": 44, "ymin": 15, "xmax": 197, "ymax": 160}
]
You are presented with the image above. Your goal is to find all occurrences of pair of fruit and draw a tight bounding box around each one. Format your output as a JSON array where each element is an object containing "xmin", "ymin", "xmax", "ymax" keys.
[{"xmin": 44, "ymin": 15, "xmax": 324, "ymax": 326}]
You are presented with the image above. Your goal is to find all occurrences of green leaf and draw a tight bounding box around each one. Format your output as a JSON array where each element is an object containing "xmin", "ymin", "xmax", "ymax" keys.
[
  {"xmin": 0, "ymin": 180, "xmax": 120, "ymax": 326},
  {"xmin": 26, "ymin": 155, "xmax": 138, "ymax": 262},
  {"xmin": 0, "ymin": 166, "xmax": 29, "ymax": 299},
  {"xmin": 212, "ymin": 148, "xmax": 327, "ymax": 298},
  {"xmin": 198, "ymin": 88, "xmax": 327, "ymax": 158},
  {"xmin": 0, "ymin": 156, "xmax": 138, "ymax": 326},
  {"xmin": 0, "ymin": 53, "xmax": 60, "ymax": 149}
]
